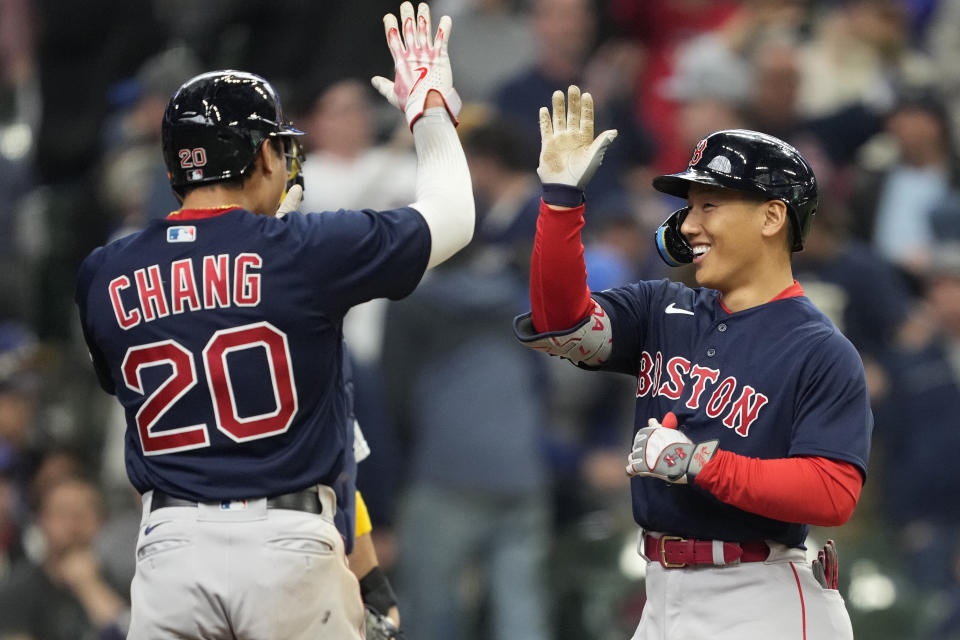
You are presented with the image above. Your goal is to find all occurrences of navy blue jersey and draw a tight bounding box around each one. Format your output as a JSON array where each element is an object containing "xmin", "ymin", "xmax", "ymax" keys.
[
  {"xmin": 592, "ymin": 278, "xmax": 872, "ymax": 546},
  {"xmin": 75, "ymin": 207, "xmax": 430, "ymax": 519}
]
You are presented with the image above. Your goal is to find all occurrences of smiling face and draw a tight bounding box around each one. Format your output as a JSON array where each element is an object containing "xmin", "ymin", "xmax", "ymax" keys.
[{"xmin": 680, "ymin": 184, "xmax": 775, "ymax": 293}]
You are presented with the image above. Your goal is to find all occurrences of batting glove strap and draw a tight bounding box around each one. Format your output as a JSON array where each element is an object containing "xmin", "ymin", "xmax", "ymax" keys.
[
  {"xmin": 541, "ymin": 183, "xmax": 585, "ymax": 208},
  {"xmin": 685, "ymin": 440, "xmax": 720, "ymax": 481}
]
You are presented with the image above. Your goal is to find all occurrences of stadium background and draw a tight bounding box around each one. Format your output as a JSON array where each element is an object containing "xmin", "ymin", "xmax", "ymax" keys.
[{"xmin": 2, "ymin": 0, "xmax": 960, "ymax": 638}]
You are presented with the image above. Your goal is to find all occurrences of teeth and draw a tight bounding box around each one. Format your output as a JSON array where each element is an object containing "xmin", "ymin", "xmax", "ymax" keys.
[{"xmin": 693, "ymin": 246, "xmax": 710, "ymax": 256}]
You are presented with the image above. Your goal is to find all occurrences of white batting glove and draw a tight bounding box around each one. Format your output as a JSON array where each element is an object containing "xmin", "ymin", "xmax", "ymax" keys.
[
  {"xmin": 275, "ymin": 184, "xmax": 303, "ymax": 219},
  {"xmin": 371, "ymin": 1, "xmax": 462, "ymax": 130},
  {"xmin": 625, "ymin": 417, "xmax": 719, "ymax": 484},
  {"xmin": 538, "ymin": 85, "xmax": 618, "ymax": 190}
]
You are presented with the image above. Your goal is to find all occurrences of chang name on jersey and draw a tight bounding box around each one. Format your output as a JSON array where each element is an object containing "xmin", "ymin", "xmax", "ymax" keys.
[{"xmin": 108, "ymin": 253, "xmax": 263, "ymax": 330}]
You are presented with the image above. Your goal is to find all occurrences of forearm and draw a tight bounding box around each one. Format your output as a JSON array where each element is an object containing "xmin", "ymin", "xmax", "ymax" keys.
[
  {"xmin": 530, "ymin": 195, "xmax": 593, "ymax": 332},
  {"xmin": 351, "ymin": 533, "xmax": 401, "ymax": 627},
  {"xmin": 348, "ymin": 530, "xmax": 378, "ymax": 582},
  {"xmin": 410, "ymin": 102, "xmax": 475, "ymax": 269},
  {"xmin": 694, "ymin": 451, "xmax": 863, "ymax": 526}
]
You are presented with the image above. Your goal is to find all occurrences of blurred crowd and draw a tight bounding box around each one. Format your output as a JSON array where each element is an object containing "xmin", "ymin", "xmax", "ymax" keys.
[{"xmin": 2, "ymin": 0, "xmax": 960, "ymax": 638}]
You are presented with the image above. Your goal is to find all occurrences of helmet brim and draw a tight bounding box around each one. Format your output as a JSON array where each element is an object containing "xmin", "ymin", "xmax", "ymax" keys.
[
  {"xmin": 276, "ymin": 124, "xmax": 305, "ymax": 137},
  {"xmin": 652, "ymin": 169, "xmax": 726, "ymax": 199}
]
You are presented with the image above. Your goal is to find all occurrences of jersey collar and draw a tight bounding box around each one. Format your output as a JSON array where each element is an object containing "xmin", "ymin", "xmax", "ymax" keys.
[
  {"xmin": 771, "ymin": 280, "xmax": 805, "ymax": 301},
  {"xmin": 167, "ymin": 205, "xmax": 242, "ymax": 221},
  {"xmin": 718, "ymin": 280, "xmax": 805, "ymax": 314}
]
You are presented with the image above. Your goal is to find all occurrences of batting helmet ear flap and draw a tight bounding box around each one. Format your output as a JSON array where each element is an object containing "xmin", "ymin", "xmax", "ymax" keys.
[{"xmin": 655, "ymin": 207, "xmax": 693, "ymax": 267}]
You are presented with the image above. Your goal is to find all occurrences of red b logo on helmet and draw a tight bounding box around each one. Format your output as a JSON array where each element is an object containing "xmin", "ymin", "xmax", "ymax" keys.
[{"xmin": 689, "ymin": 139, "xmax": 707, "ymax": 167}]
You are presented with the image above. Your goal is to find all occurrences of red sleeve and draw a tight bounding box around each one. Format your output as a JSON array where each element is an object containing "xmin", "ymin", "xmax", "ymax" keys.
[
  {"xmin": 694, "ymin": 451, "xmax": 863, "ymax": 527},
  {"xmin": 530, "ymin": 200, "xmax": 594, "ymax": 332}
]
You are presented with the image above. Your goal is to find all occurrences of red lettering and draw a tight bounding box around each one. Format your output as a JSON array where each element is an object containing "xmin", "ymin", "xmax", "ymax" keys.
[
  {"xmin": 686, "ymin": 364, "xmax": 719, "ymax": 409},
  {"xmin": 657, "ymin": 356, "xmax": 691, "ymax": 399},
  {"xmin": 706, "ymin": 376, "xmax": 737, "ymax": 418},
  {"xmin": 135, "ymin": 265, "xmax": 169, "ymax": 322},
  {"xmin": 170, "ymin": 259, "xmax": 201, "ymax": 314},
  {"xmin": 652, "ymin": 351, "xmax": 663, "ymax": 397},
  {"xmin": 203, "ymin": 254, "xmax": 230, "ymax": 309},
  {"xmin": 203, "ymin": 322, "xmax": 297, "ymax": 441},
  {"xmin": 109, "ymin": 276, "xmax": 141, "ymax": 330},
  {"xmin": 122, "ymin": 340, "xmax": 209, "ymax": 455},
  {"xmin": 234, "ymin": 253, "xmax": 262, "ymax": 306},
  {"xmin": 723, "ymin": 385, "xmax": 770, "ymax": 437},
  {"xmin": 636, "ymin": 351, "xmax": 654, "ymax": 397}
]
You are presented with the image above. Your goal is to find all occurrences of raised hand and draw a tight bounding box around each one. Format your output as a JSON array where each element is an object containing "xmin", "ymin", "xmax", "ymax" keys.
[
  {"xmin": 537, "ymin": 84, "xmax": 618, "ymax": 190},
  {"xmin": 371, "ymin": 2, "xmax": 462, "ymax": 129}
]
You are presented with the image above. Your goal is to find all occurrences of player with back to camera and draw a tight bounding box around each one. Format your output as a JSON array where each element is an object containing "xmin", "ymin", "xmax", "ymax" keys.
[
  {"xmin": 74, "ymin": 2, "xmax": 472, "ymax": 638},
  {"xmin": 514, "ymin": 85, "xmax": 871, "ymax": 639}
]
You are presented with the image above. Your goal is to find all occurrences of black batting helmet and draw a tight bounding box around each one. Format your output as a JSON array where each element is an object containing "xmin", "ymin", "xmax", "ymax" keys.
[
  {"xmin": 162, "ymin": 70, "xmax": 304, "ymax": 197},
  {"xmin": 652, "ymin": 129, "xmax": 818, "ymax": 267}
]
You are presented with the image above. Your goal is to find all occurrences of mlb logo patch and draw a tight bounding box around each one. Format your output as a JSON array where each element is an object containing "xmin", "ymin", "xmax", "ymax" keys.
[
  {"xmin": 220, "ymin": 499, "xmax": 248, "ymax": 511},
  {"xmin": 187, "ymin": 169, "xmax": 204, "ymax": 181},
  {"xmin": 167, "ymin": 225, "xmax": 197, "ymax": 243}
]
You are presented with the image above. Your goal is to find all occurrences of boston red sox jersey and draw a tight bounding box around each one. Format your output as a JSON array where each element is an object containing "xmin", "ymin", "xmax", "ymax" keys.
[
  {"xmin": 76, "ymin": 206, "xmax": 430, "ymax": 541},
  {"xmin": 591, "ymin": 278, "xmax": 872, "ymax": 547}
]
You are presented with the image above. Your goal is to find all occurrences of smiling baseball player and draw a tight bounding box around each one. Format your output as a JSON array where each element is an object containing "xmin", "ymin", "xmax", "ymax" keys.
[
  {"xmin": 74, "ymin": 3, "xmax": 471, "ymax": 638},
  {"xmin": 514, "ymin": 85, "xmax": 871, "ymax": 639}
]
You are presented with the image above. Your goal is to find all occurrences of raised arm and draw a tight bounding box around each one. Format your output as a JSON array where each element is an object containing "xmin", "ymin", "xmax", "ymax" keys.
[
  {"xmin": 372, "ymin": 1, "xmax": 473, "ymax": 269},
  {"xmin": 531, "ymin": 85, "xmax": 617, "ymax": 331},
  {"xmin": 514, "ymin": 85, "xmax": 618, "ymax": 368}
]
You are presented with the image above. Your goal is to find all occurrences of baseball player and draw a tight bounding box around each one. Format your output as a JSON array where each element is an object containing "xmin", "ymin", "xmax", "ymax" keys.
[
  {"xmin": 73, "ymin": 2, "xmax": 472, "ymax": 637},
  {"xmin": 514, "ymin": 85, "xmax": 871, "ymax": 639}
]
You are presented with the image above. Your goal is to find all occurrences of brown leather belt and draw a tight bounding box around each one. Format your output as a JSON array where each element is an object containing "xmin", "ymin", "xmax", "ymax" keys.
[
  {"xmin": 645, "ymin": 533, "xmax": 770, "ymax": 569},
  {"xmin": 150, "ymin": 489, "xmax": 323, "ymax": 514}
]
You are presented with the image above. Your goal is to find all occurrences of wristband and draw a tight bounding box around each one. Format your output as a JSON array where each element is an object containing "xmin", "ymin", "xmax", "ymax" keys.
[
  {"xmin": 541, "ymin": 183, "xmax": 585, "ymax": 208},
  {"xmin": 359, "ymin": 566, "xmax": 398, "ymax": 615}
]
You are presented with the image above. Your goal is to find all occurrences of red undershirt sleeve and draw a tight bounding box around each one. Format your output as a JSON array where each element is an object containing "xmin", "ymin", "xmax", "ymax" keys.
[
  {"xmin": 694, "ymin": 451, "xmax": 863, "ymax": 527},
  {"xmin": 530, "ymin": 200, "xmax": 594, "ymax": 332}
]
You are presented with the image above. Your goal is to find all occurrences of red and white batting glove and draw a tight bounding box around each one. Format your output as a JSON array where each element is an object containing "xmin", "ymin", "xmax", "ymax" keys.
[
  {"xmin": 371, "ymin": 1, "xmax": 462, "ymax": 130},
  {"xmin": 625, "ymin": 413, "xmax": 719, "ymax": 484}
]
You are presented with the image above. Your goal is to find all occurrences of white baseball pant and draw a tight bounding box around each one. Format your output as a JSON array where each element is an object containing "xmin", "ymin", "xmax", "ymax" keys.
[{"xmin": 127, "ymin": 486, "xmax": 364, "ymax": 639}]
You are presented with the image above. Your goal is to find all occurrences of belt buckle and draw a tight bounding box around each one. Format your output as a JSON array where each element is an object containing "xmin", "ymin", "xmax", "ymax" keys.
[{"xmin": 659, "ymin": 535, "xmax": 687, "ymax": 568}]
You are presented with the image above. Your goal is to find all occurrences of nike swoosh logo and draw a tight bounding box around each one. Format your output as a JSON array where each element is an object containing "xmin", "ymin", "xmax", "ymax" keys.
[
  {"xmin": 410, "ymin": 66, "xmax": 429, "ymax": 95},
  {"xmin": 665, "ymin": 302, "xmax": 694, "ymax": 316},
  {"xmin": 144, "ymin": 522, "xmax": 167, "ymax": 536}
]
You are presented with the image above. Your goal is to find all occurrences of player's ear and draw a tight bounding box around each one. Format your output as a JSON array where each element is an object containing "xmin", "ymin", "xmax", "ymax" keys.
[
  {"xmin": 760, "ymin": 199, "xmax": 789, "ymax": 244},
  {"xmin": 256, "ymin": 139, "xmax": 284, "ymax": 176}
]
